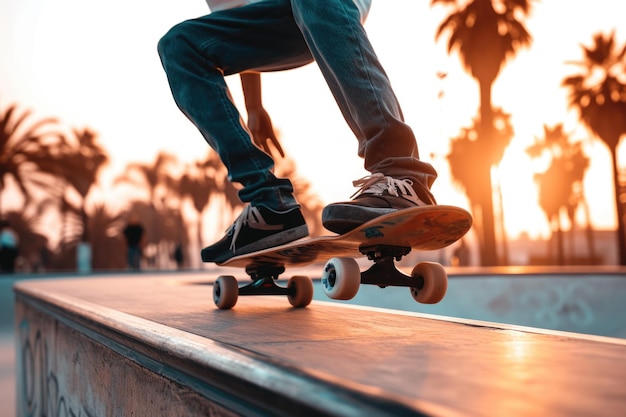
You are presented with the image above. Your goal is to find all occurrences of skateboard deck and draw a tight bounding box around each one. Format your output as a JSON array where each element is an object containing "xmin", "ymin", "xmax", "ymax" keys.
[{"xmin": 211, "ymin": 205, "xmax": 472, "ymax": 309}]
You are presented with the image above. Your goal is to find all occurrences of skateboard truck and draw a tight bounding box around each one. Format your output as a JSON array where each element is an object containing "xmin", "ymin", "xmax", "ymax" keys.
[
  {"xmin": 361, "ymin": 245, "xmax": 411, "ymax": 262},
  {"xmin": 360, "ymin": 245, "xmax": 423, "ymax": 289},
  {"xmin": 213, "ymin": 264, "xmax": 314, "ymax": 309},
  {"xmin": 239, "ymin": 265, "xmax": 289, "ymax": 296},
  {"xmin": 245, "ymin": 264, "xmax": 285, "ymax": 280}
]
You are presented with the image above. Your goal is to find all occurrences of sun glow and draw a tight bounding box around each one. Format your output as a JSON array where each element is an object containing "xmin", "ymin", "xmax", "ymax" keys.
[{"xmin": 497, "ymin": 147, "xmax": 550, "ymax": 239}]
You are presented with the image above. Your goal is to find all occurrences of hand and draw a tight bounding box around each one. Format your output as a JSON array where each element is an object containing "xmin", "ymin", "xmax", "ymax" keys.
[{"xmin": 246, "ymin": 107, "xmax": 285, "ymax": 158}]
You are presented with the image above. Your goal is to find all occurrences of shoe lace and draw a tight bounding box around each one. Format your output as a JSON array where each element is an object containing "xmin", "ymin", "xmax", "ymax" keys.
[
  {"xmin": 228, "ymin": 205, "xmax": 281, "ymax": 251},
  {"xmin": 350, "ymin": 173, "xmax": 422, "ymax": 205},
  {"xmin": 229, "ymin": 206, "xmax": 249, "ymax": 252}
]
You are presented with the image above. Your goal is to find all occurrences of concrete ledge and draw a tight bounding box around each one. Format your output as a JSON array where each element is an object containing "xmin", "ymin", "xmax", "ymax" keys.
[{"xmin": 14, "ymin": 275, "xmax": 626, "ymax": 416}]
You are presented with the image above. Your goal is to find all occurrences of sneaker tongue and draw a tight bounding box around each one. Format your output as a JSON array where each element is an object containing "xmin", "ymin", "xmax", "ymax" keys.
[
  {"xmin": 350, "ymin": 173, "xmax": 387, "ymax": 198},
  {"xmin": 350, "ymin": 174, "xmax": 424, "ymax": 206},
  {"xmin": 362, "ymin": 181, "xmax": 398, "ymax": 197}
]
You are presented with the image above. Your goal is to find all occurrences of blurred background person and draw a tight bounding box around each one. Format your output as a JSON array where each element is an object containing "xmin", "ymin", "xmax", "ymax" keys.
[{"xmin": 123, "ymin": 215, "xmax": 145, "ymax": 270}]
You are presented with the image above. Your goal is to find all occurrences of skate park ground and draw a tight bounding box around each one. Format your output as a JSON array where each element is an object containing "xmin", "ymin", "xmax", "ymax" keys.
[{"xmin": 2, "ymin": 266, "xmax": 625, "ymax": 416}]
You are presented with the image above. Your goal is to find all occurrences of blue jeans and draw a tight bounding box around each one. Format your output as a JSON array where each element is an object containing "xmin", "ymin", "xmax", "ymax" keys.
[
  {"xmin": 127, "ymin": 245, "xmax": 141, "ymax": 270},
  {"xmin": 158, "ymin": 0, "xmax": 437, "ymax": 211}
]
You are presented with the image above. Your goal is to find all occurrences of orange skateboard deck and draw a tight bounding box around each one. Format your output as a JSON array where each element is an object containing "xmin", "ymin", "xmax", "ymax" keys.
[{"xmin": 210, "ymin": 205, "xmax": 472, "ymax": 309}]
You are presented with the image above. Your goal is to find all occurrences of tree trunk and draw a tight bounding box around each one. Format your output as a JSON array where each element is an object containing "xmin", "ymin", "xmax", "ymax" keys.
[
  {"xmin": 81, "ymin": 205, "xmax": 89, "ymax": 242},
  {"xmin": 477, "ymin": 82, "xmax": 498, "ymax": 266},
  {"xmin": 475, "ymin": 165, "xmax": 498, "ymax": 266},
  {"xmin": 582, "ymin": 200, "xmax": 597, "ymax": 264},
  {"xmin": 556, "ymin": 215, "xmax": 565, "ymax": 265},
  {"xmin": 495, "ymin": 168, "xmax": 509, "ymax": 265},
  {"xmin": 197, "ymin": 214, "xmax": 204, "ymax": 269},
  {"xmin": 610, "ymin": 148, "xmax": 626, "ymax": 265}
]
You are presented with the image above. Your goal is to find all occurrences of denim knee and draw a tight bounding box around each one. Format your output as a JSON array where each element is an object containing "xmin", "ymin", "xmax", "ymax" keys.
[{"xmin": 157, "ymin": 21, "xmax": 192, "ymax": 63}]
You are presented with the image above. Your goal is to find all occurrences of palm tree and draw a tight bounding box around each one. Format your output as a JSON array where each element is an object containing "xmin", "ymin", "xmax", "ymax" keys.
[
  {"xmin": 57, "ymin": 127, "xmax": 109, "ymax": 242},
  {"xmin": 116, "ymin": 151, "xmax": 179, "ymax": 204},
  {"xmin": 0, "ymin": 210, "xmax": 50, "ymax": 271},
  {"xmin": 119, "ymin": 200, "xmax": 189, "ymax": 269},
  {"xmin": 116, "ymin": 152, "xmax": 181, "ymax": 266},
  {"xmin": 0, "ymin": 103, "xmax": 66, "ymax": 214},
  {"xmin": 527, "ymin": 125, "xmax": 591, "ymax": 264},
  {"xmin": 447, "ymin": 108, "xmax": 513, "ymax": 263},
  {"xmin": 87, "ymin": 203, "xmax": 126, "ymax": 270},
  {"xmin": 116, "ymin": 151, "xmax": 238, "ymax": 267},
  {"xmin": 562, "ymin": 32, "xmax": 626, "ymax": 265},
  {"xmin": 179, "ymin": 156, "xmax": 219, "ymax": 255},
  {"xmin": 432, "ymin": 0, "xmax": 533, "ymax": 265}
]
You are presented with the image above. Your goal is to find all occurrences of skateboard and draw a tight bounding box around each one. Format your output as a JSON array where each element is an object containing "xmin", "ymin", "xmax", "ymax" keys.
[{"xmin": 210, "ymin": 205, "xmax": 472, "ymax": 309}]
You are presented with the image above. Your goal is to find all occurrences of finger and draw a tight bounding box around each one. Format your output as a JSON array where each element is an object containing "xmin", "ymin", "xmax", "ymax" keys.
[
  {"xmin": 258, "ymin": 139, "xmax": 272, "ymax": 155},
  {"xmin": 264, "ymin": 132, "xmax": 284, "ymax": 158},
  {"xmin": 271, "ymin": 137, "xmax": 285, "ymax": 158}
]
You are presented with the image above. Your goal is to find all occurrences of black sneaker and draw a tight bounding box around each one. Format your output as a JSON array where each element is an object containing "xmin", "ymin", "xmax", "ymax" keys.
[
  {"xmin": 322, "ymin": 173, "xmax": 436, "ymax": 234},
  {"xmin": 201, "ymin": 205, "xmax": 309, "ymax": 263}
]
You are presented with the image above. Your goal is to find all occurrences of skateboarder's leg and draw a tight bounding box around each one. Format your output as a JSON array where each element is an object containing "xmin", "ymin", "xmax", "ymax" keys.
[
  {"xmin": 158, "ymin": 2, "xmax": 314, "ymax": 211},
  {"xmin": 158, "ymin": 2, "xmax": 313, "ymax": 261},
  {"xmin": 289, "ymin": 0, "xmax": 439, "ymax": 233}
]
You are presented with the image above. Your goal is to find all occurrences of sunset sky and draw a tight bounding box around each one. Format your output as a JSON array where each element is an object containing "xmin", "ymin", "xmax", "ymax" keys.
[{"xmin": 1, "ymin": 0, "xmax": 624, "ymax": 241}]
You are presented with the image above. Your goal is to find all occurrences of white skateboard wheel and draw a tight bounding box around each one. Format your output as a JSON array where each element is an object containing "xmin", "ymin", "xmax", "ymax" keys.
[
  {"xmin": 287, "ymin": 275, "xmax": 314, "ymax": 308},
  {"xmin": 321, "ymin": 257, "xmax": 360, "ymax": 300},
  {"xmin": 410, "ymin": 262, "xmax": 447, "ymax": 304},
  {"xmin": 214, "ymin": 275, "xmax": 239, "ymax": 309}
]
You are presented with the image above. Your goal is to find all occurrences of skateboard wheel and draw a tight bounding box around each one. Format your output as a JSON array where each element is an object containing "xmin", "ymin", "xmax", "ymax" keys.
[
  {"xmin": 287, "ymin": 275, "xmax": 314, "ymax": 308},
  {"xmin": 321, "ymin": 257, "xmax": 360, "ymax": 300},
  {"xmin": 410, "ymin": 262, "xmax": 447, "ymax": 304},
  {"xmin": 214, "ymin": 275, "xmax": 239, "ymax": 309}
]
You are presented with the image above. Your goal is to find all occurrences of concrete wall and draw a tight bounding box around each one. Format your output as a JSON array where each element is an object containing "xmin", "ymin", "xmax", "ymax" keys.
[
  {"xmin": 321, "ymin": 271, "xmax": 626, "ymax": 339},
  {"xmin": 15, "ymin": 298, "xmax": 239, "ymax": 417},
  {"xmin": 1, "ymin": 274, "xmax": 87, "ymax": 335}
]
